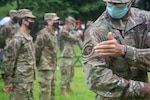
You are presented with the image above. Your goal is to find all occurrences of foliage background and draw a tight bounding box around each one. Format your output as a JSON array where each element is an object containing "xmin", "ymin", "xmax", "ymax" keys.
[
  {"xmin": 1, "ymin": 0, "xmax": 150, "ymax": 27},
  {"xmin": 18, "ymin": 0, "xmax": 105, "ymax": 22},
  {"xmin": 0, "ymin": 0, "xmax": 106, "ymax": 23},
  {"xmin": 1, "ymin": 0, "xmax": 150, "ymax": 22}
]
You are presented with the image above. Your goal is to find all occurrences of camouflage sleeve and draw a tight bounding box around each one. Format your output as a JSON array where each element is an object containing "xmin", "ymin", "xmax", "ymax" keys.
[
  {"xmin": 59, "ymin": 29, "xmax": 81, "ymax": 42},
  {"xmin": 35, "ymin": 32, "xmax": 45, "ymax": 67},
  {"xmin": 136, "ymin": 8, "xmax": 150, "ymax": 21},
  {"xmin": 124, "ymin": 27, "xmax": 150, "ymax": 71},
  {"xmin": 69, "ymin": 30, "xmax": 81, "ymax": 41},
  {"xmin": 82, "ymin": 27, "xmax": 150, "ymax": 98},
  {"xmin": 3, "ymin": 37, "xmax": 21, "ymax": 85},
  {"xmin": 0, "ymin": 25, "xmax": 10, "ymax": 48}
]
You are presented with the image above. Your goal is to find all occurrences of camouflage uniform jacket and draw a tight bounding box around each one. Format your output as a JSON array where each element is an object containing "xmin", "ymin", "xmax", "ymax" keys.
[
  {"xmin": 59, "ymin": 27, "xmax": 81, "ymax": 58},
  {"xmin": 0, "ymin": 21, "xmax": 19, "ymax": 48},
  {"xmin": 82, "ymin": 8, "xmax": 150, "ymax": 99},
  {"xmin": 3, "ymin": 29, "xmax": 36, "ymax": 85},
  {"xmin": 35, "ymin": 26, "xmax": 57, "ymax": 70}
]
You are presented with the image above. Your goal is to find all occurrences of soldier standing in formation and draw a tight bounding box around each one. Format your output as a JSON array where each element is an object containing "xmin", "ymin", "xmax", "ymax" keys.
[
  {"xmin": 58, "ymin": 16, "xmax": 82, "ymax": 97},
  {"xmin": 0, "ymin": 10, "xmax": 19, "ymax": 48},
  {"xmin": 2, "ymin": 9, "xmax": 36, "ymax": 100},
  {"xmin": 0, "ymin": 10, "xmax": 19, "ymax": 80},
  {"xmin": 35, "ymin": 13, "xmax": 59, "ymax": 100},
  {"xmin": 82, "ymin": 0, "xmax": 150, "ymax": 99}
]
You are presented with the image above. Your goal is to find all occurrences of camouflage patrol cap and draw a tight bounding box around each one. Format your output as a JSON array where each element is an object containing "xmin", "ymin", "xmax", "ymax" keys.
[
  {"xmin": 65, "ymin": 16, "xmax": 76, "ymax": 26},
  {"xmin": 86, "ymin": 21, "xmax": 93, "ymax": 26},
  {"xmin": 18, "ymin": 9, "xmax": 36, "ymax": 18},
  {"xmin": 44, "ymin": 13, "xmax": 59, "ymax": 21},
  {"xmin": 9, "ymin": 10, "xmax": 18, "ymax": 17},
  {"xmin": 103, "ymin": 0, "xmax": 130, "ymax": 3}
]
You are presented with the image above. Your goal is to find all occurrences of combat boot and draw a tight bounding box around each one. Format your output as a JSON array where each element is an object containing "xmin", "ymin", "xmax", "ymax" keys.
[
  {"xmin": 60, "ymin": 88, "xmax": 69, "ymax": 97},
  {"xmin": 67, "ymin": 84, "xmax": 75, "ymax": 92}
]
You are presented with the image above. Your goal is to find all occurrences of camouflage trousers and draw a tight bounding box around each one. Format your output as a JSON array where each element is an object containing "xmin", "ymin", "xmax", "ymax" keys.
[
  {"xmin": 60, "ymin": 57, "xmax": 74, "ymax": 88},
  {"xmin": 9, "ymin": 82, "xmax": 34, "ymax": 100},
  {"xmin": 96, "ymin": 95, "xmax": 150, "ymax": 100},
  {"xmin": 38, "ymin": 70, "xmax": 56, "ymax": 100}
]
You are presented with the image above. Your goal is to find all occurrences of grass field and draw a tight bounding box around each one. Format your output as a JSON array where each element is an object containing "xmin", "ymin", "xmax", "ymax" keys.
[
  {"xmin": 0, "ymin": 67, "xmax": 95, "ymax": 100},
  {"xmin": 0, "ymin": 45, "xmax": 95, "ymax": 100}
]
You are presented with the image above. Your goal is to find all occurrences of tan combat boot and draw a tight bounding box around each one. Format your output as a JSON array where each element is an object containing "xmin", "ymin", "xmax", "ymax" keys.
[
  {"xmin": 60, "ymin": 88, "xmax": 69, "ymax": 97},
  {"xmin": 67, "ymin": 84, "xmax": 75, "ymax": 92}
]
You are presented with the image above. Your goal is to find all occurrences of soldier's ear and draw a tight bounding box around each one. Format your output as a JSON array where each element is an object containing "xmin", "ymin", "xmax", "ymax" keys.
[
  {"xmin": 22, "ymin": 19, "xmax": 26, "ymax": 24},
  {"xmin": 22, "ymin": 18, "xmax": 29, "ymax": 25}
]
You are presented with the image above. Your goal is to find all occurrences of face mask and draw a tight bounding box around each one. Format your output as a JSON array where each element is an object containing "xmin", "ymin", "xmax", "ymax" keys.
[
  {"xmin": 27, "ymin": 21, "xmax": 35, "ymax": 30},
  {"xmin": 12, "ymin": 17, "xmax": 18, "ymax": 23},
  {"xmin": 28, "ymin": 22, "xmax": 38, "ymax": 42},
  {"xmin": 106, "ymin": 3, "xmax": 129, "ymax": 19},
  {"xmin": 53, "ymin": 22, "xmax": 60, "ymax": 29},
  {"xmin": 70, "ymin": 26, "xmax": 75, "ymax": 31}
]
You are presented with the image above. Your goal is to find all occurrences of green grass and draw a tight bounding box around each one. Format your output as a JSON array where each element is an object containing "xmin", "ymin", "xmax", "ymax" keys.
[
  {"xmin": 55, "ymin": 67, "xmax": 95, "ymax": 100},
  {"xmin": 0, "ymin": 45, "xmax": 95, "ymax": 100},
  {"xmin": 0, "ymin": 66, "xmax": 95, "ymax": 100}
]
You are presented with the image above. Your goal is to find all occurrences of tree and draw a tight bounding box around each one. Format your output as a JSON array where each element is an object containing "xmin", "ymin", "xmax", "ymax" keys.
[
  {"xmin": 0, "ymin": 0, "xmax": 16, "ymax": 17},
  {"xmin": 18, "ymin": 0, "xmax": 105, "ymax": 24},
  {"xmin": 70, "ymin": 0, "xmax": 105, "ymax": 21},
  {"xmin": 0, "ymin": 0, "xmax": 15, "ymax": 6}
]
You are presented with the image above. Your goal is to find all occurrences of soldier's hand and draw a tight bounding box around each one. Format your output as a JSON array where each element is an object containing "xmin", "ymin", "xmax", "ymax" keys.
[
  {"xmin": 94, "ymin": 32, "xmax": 125, "ymax": 57},
  {"xmin": 77, "ymin": 30, "xmax": 83, "ymax": 34},
  {"xmin": 3, "ymin": 83, "xmax": 13, "ymax": 93}
]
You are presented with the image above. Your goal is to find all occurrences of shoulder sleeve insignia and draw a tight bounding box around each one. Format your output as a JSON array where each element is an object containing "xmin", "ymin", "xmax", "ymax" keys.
[{"xmin": 82, "ymin": 43, "xmax": 94, "ymax": 58}]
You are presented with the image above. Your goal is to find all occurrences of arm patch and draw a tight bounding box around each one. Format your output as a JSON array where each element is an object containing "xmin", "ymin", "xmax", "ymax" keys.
[{"xmin": 82, "ymin": 43, "xmax": 94, "ymax": 58}]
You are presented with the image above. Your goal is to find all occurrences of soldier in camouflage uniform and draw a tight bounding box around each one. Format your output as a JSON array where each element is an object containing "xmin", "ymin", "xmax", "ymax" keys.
[
  {"xmin": 0, "ymin": 10, "xmax": 19, "ymax": 76},
  {"xmin": 82, "ymin": 0, "xmax": 150, "ymax": 100},
  {"xmin": 35, "ymin": 13, "xmax": 59, "ymax": 100},
  {"xmin": 2, "ymin": 9, "xmax": 36, "ymax": 100},
  {"xmin": 0, "ymin": 10, "xmax": 19, "ymax": 48},
  {"xmin": 58, "ymin": 16, "xmax": 82, "ymax": 97}
]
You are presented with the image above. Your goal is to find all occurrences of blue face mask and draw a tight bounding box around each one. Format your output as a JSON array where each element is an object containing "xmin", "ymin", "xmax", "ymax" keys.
[
  {"xmin": 70, "ymin": 26, "xmax": 75, "ymax": 31},
  {"xmin": 106, "ymin": 3, "xmax": 129, "ymax": 19}
]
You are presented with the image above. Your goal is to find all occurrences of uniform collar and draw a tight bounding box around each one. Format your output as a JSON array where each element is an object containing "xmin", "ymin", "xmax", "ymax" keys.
[
  {"xmin": 45, "ymin": 26, "xmax": 55, "ymax": 35},
  {"xmin": 18, "ymin": 29, "xmax": 33, "ymax": 41}
]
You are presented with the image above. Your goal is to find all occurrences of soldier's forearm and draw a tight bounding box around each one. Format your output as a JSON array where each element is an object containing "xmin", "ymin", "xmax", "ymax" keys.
[
  {"xmin": 125, "ymin": 46, "xmax": 150, "ymax": 71},
  {"xmin": 88, "ymin": 68, "xmax": 150, "ymax": 98},
  {"xmin": 124, "ymin": 80, "xmax": 150, "ymax": 97}
]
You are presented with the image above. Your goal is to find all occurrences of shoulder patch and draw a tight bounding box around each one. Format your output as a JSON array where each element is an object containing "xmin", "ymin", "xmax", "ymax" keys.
[
  {"xmin": 6, "ymin": 46, "xmax": 14, "ymax": 53},
  {"xmin": 82, "ymin": 43, "xmax": 94, "ymax": 58}
]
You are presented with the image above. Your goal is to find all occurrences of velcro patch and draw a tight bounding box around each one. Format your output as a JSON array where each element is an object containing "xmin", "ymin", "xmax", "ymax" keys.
[{"xmin": 82, "ymin": 43, "xmax": 94, "ymax": 58}]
